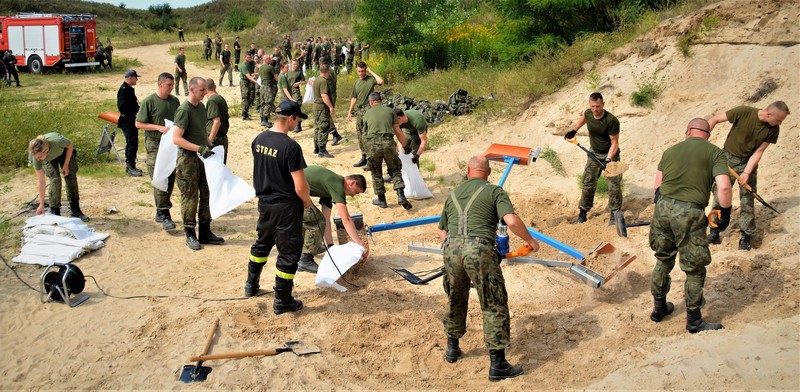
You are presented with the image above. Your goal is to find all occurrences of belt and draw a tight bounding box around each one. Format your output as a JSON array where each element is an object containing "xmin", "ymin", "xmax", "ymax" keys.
[
  {"xmin": 367, "ymin": 135, "xmax": 394, "ymax": 140},
  {"xmin": 446, "ymin": 235, "xmax": 496, "ymax": 246},
  {"xmin": 659, "ymin": 196, "xmax": 703, "ymax": 211}
]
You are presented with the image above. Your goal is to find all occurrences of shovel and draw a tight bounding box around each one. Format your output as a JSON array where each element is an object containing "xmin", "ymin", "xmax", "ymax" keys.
[
  {"xmin": 728, "ymin": 166, "xmax": 780, "ymax": 214},
  {"xmin": 614, "ymin": 212, "xmax": 651, "ymax": 238},
  {"xmin": 188, "ymin": 341, "xmax": 321, "ymax": 362},
  {"xmin": 179, "ymin": 317, "xmax": 219, "ymax": 383},
  {"xmin": 565, "ymin": 132, "xmax": 607, "ymax": 171},
  {"xmin": 391, "ymin": 267, "xmax": 443, "ymax": 285}
]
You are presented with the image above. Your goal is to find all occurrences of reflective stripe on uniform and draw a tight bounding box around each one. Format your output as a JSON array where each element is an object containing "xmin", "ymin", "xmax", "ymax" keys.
[
  {"xmin": 249, "ymin": 254, "xmax": 268, "ymax": 263},
  {"xmin": 275, "ymin": 268, "xmax": 295, "ymax": 280}
]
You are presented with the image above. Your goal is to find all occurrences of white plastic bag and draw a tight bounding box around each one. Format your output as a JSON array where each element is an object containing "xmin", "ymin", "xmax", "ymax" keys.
[
  {"xmin": 199, "ymin": 145, "xmax": 256, "ymax": 219},
  {"xmin": 315, "ymin": 242, "xmax": 365, "ymax": 292},
  {"xmin": 399, "ymin": 153, "xmax": 433, "ymax": 199},
  {"xmin": 303, "ymin": 77, "xmax": 315, "ymax": 104},
  {"xmin": 152, "ymin": 120, "xmax": 177, "ymax": 192}
]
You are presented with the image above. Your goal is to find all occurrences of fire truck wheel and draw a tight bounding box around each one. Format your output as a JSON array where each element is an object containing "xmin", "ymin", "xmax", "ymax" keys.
[{"xmin": 28, "ymin": 55, "xmax": 43, "ymax": 74}]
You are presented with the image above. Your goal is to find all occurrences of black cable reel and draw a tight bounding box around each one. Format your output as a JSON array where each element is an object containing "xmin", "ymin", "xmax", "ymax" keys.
[{"xmin": 40, "ymin": 264, "xmax": 89, "ymax": 307}]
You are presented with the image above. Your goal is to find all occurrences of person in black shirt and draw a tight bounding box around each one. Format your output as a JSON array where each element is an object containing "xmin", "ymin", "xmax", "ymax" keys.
[
  {"xmin": 2, "ymin": 50, "xmax": 20, "ymax": 87},
  {"xmin": 233, "ymin": 36, "xmax": 242, "ymax": 72},
  {"xmin": 246, "ymin": 100, "xmax": 312, "ymax": 315},
  {"xmin": 117, "ymin": 70, "xmax": 142, "ymax": 176}
]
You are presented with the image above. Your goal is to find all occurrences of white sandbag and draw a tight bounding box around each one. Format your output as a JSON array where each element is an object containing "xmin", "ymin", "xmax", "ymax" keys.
[
  {"xmin": 13, "ymin": 214, "xmax": 110, "ymax": 265},
  {"xmin": 152, "ymin": 120, "xmax": 176, "ymax": 192},
  {"xmin": 315, "ymin": 242, "xmax": 365, "ymax": 292},
  {"xmin": 399, "ymin": 152, "xmax": 433, "ymax": 199},
  {"xmin": 303, "ymin": 77, "xmax": 315, "ymax": 104},
  {"xmin": 200, "ymin": 145, "xmax": 256, "ymax": 219}
]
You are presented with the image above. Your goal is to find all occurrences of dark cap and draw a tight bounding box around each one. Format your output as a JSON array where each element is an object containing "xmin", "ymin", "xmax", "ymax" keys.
[
  {"xmin": 275, "ymin": 100, "xmax": 308, "ymax": 119},
  {"xmin": 124, "ymin": 69, "xmax": 140, "ymax": 78}
]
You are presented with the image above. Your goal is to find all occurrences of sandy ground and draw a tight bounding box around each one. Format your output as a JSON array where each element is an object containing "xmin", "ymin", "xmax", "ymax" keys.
[{"xmin": 1, "ymin": 0, "xmax": 799, "ymax": 389}]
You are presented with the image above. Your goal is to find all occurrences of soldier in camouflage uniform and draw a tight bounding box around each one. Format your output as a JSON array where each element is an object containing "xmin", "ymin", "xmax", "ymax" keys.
[
  {"xmin": 174, "ymin": 47, "xmax": 188, "ymax": 96},
  {"xmin": 286, "ymin": 60, "xmax": 306, "ymax": 133},
  {"xmin": 258, "ymin": 54, "xmax": 279, "ymax": 128},
  {"xmin": 566, "ymin": 92, "xmax": 623, "ymax": 225},
  {"xmin": 172, "ymin": 77, "xmax": 225, "ymax": 250},
  {"xmin": 312, "ymin": 64, "xmax": 335, "ymax": 158},
  {"xmin": 239, "ymin": 52, "xmax": 257, "ymax": 120},
  {"xmin": 318, "ymin": 56, "xmax": 343, "ymax": 146},
  {"xmin": 437, "ymin": 155, "xmax": 539, "ymax": 381},
  {"xmin": 707, "ymin": 101, "xmax": 789, "ymax": 250},
  {"xmin": 204, "ymin": 79, "xmax": 230, "ymax": 163},
  {"xmin": 135, "ymin": 72, "xmax": 180, "ymax": 230},
  {"xmin": 649, "ymin": 118, "xmax": 732, "ymax": 333},
  {"xmin": 347, "ymin": 62, "xmax": 384, "ymax": 167},
  {"xmin": 395, "ymin": 108, "xmax": 428, "ymax": 166},
  {"xmin": 28, "ymin": 133, "xmax": 90, "ymax": 221},
  {"xmin": 362, "ymin": 92, "xmax": 412, "ymax": 209},
  {"xmin": 203, "ymin": 34, "xmax": 212, "ymax": 61},
  {"xmin": 299, "ymin": 166, "xmax": 368, "ymax": 273}
]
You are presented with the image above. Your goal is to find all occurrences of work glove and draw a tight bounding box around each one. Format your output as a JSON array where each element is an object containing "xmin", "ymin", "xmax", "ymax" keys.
[
  {"xmin": 411, "ymin": 153, "xmax": 420, "ymax": 164},
  {"xmin": 504, "ymin": 244, "xmax": 534, "ymax": 259},
  {"xmin": 198, "ymin": 145, "xmax": 214, "ymax": 158},
  {"xmin": 402, "ymin": 145, "xmax": 412, "ymax": 155},
  {"xmin": 653, "ymin": 187, "xmax": 661, "ymax": 204},
  {"xmin": 716, "ymin": 206, "xmax": 732, "ymax": 231},
  {"xmin": 564, "ymin": 129, "xmax": 577, "ymax": 140},
  {"xmin": 604, "ymin": 156, "xmax": 612, "ymax": 163}
]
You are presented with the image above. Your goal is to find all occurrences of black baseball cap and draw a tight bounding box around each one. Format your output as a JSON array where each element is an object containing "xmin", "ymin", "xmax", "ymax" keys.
[
  {"xmin": 124, "ymin": 70, "xmax": 140, "ymax": 78},
  {"xmin": 275, "ymin": 100, "xmax": 308, "ymax": 119}
]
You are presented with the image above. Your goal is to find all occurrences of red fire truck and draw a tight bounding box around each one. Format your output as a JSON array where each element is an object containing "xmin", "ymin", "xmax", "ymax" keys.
[{"xmin": 0, "ymin": 13, "xmax": 100, "ymax": 73}]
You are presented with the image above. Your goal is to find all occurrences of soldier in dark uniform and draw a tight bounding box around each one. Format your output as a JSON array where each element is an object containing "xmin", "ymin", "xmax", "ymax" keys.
[
  {"xmin": 245, "ymin": 100, "xmax": 311, "ymax": 315},
  {"xmin": 437, "ymin": 155, "xmax": 539, "ymax": 381},
  {"xmin": 203, "ymin": 35, "xmax": 213, "ymax": 61},
  {"xmin": 567, "ymin": 92, "xmax": 623, "ymax": 225},
  {"xmin": 117, "ymin": 69, "xmax": 143, "ymax": 176},
  {"xmin": 219, "ymin": 44, "xmax": 233, "ymax": 87},
  {"xmin": 362, "ymin": 92, "xmax": 412, "ymax": 209},
  {"xmin": 233, "ymin": 36, "xmax": 242, "ymax": 72},
  {"xmin": 707, "ymin": 101, "xmax": 789, "ymax": 250},
  {"xmin": 135, "ymin": 72, "xmax": 180, "ymax": 230},
  {"xmin": 650, "ymin": 118, "xmax": 732, "ymax": 333},
  {"xmin": 171, "ymin": 77, "xmax": 225, "ymax": 250},
  {"xmin": 28, "ymin": 133, "xmax": 90, "ymax": 221},
  {"xmin": 178, "ymin": 26, "xmax": 185, "ymax": 42},
  {"xmin": 2, "ymin": 50, "xmax": 20, "ymax": 87},
  {"xmin": 347, "ymin": 62, "xmax": 384, "ymax": 167},
  {"xmin": 214, "ymin": 33, "xmax": 223, "ymax": 60}
]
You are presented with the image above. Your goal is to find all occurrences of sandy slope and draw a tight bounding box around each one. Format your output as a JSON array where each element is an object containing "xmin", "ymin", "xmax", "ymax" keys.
[{"xmin": 0, "ymin": 0, "xmax": 798, "ymax": 389}]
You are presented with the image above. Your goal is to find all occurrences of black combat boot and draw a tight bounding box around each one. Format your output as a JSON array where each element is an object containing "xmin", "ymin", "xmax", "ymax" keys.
[
  {"xmin": 69, "ymin": 201, "xmax": 90, "ymax": 222},
  {"xmin": 353, "ymin": 154, "xmax": 367, "ymax": 167},
  {"xmin": 242, "ymin": 112, "xmax": 252, "ymax": 121},
  {"xmin": 739, "ymin": 232, "xmax": 751, "ymax": 251},
  {"xmin": 397, "ymin": 189, "xmax": 412, "ymax": 210},
  {"xmin": 445, "ymin": 337, "xmax": 462, "ymax": 363},
  {"xmin": 708, "ymin": 228, "xmax": 721, "ymax": 244},
  {"xmin": 686, "ymin": 309, "xmax": 723, "ymax": 333},
  {"xmin": 198, "ymin": 222, "xmax": 225, "ymax": 245},
  {"xmin": 260, "ymin": 116, "xmax": 268, "ymax": 127},
  {"xmin": 372, "ymin": 194, "xmax": 387, "ymax": 208},
  {"xmin": 331, "ymin": 129, "xmax": 343, "ymax": 145},
  {"xmin": 273, "ymin": 277, "xmax": 303, "ymax": 315},
  {"xmin": 264, "ymin": 118, "xmax": 273, "ymax": 129},
  {"xmin": 488, "ymin": 349, "xmax": 524, "ymax": 382},
  {"xmin": 161, "ymin": 210, "xmax": 176, "ymax": 230},
  {"xmin": 298, "ymin": 253, "xmax": 319, "ymax": 273},
  {"xmin": 185, "ymin": 227, "xmax": 201, "ymax": 250},
  {"xmin": 318, "ymin": 147, "xmax": 334, "ymax": 158},
  {"xmin": 49, "ymin": 204, "xmax": 61, "ymax": 216},
  {"xmin": 126, "ymin": 164, "xmax": 143, "ymax": 177},
  {"xmin": 293, "ymin": 121, "xmax": 302, "ymax": 133},
  {"xmin": 608, "ymin": 211, "xmax": 617, "ymax": 226},
  {"xmin": 650, "ymin": 296, "xmax": 675, "ymax": 322},
  {"xmin": 244, "ymin": 261, "xmax": 265, "ymax": 297},
  {"xmin": 571, "ymin": 209, "xmax": 587, "ymax": 224}
]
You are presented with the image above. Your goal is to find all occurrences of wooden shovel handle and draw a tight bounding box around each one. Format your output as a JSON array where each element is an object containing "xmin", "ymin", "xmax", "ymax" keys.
[
  {"xmin": 189, "ymin": 348, "xmax": 281, "ymax": 362},
  {"xmin": 199, "ymin": 318, "xmax": 220, "ymax": 357},
  {"xmin": 728, "ymin": 166, "xmax": 753, "ymax": 192}
]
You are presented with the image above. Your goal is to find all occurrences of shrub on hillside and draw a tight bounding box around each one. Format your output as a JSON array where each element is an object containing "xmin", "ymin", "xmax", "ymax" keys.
[{"xmin": 225, "ymin": 7, "xmax": 259, "ymax": 32}]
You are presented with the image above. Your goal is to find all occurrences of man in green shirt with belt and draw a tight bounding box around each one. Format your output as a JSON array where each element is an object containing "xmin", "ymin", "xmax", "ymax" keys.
[
  {"xmin": 258, "ymin": 54, "xmax": 279, "ymax": 128},
  {"xmin": 437, "ymin": 155, "xmax": 539, "ymax": 381},
  {"xmin": 363, "ymin": 92, "xmax": 412, "ymax": 209},
  {"xmin": 650, "ymin": 118, "xmax": 732, "ymax": 333},
  {"xmin": 174, "ymin": 47, "xmax": 188, "ymax": 96},
  {"xmin": 312, "ymin": 64, "xmax": 336, "ymax": 158},
  {"xmin": 135, "ymin": 72, "xmax": 181, "ymax": 230},
  {"xmin": 395, "ymin": 108, "xmax": 428, "ymax": 165},
  {"xmin": 172, "ymin": 77, "xmax": 225, "ymax": 250},
  {"xmin": 204, "ymin": 79, "xmax": 230, "ymax": 164},
  {"xmin": 707, "ymin": 101, "xmax": 789, "ymax": 250},
  {"xmin": 298, "ymin": 166, "xmax": 369, "ymax": 273},
  {"xmin": 347, "ymin": 62, "xmax": 384, "ymax": 167}
]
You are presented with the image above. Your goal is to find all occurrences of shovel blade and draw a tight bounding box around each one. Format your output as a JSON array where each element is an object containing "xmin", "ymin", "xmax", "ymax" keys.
[
  {"xmin": 285, "ymin": 340, "xmax": 322, "ymax": 355},
  {"xmin": 179, "ymin": 364, "xmax": 212, "ymax": 383}
]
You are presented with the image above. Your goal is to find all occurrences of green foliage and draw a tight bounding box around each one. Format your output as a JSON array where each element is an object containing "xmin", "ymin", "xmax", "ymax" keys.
[
  {"xmin": 630, "ymin": 71, "xmax": 666, "ymax": 107},
  {"xmin": 585, "ymin": 69, "xmax": 602, "ymax": 91},
  {"xmin": 541, "ymin": 147, "xmax": 566, "ymax": 176},
  {"xmin": 427, "ymin": 133, "xmax": 448, "ymax": 150},
  {"xmin": 225, "ymin": 7, "xmax": 259, "ymax": 32},
  {"xmin": 419, "ymin": 158, "xmax": 436, "ymax": 174},
  {"xmin": 676, "ymin": 14, "xmax": 719, "ymax": 57},
  {"xmin": 144, "ymin": 3, "xmax": 175, "ymax": 31},
  {"xmin": 119, "ymin": 2, "xmax": 126, "ymax": 9},
  {"xmin": 382, "ymin": 53, "xmax": 425, "ymax": 82},
  {"xmin": 577, "ymin": 173, "xmax": 625, "ymax": 196}
]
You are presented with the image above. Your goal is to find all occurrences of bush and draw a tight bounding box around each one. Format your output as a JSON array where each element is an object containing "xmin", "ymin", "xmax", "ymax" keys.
[
  {"xmin": 541, "ymin": 147, "xmax": 566, "ymax": 176},
  {"xmin": 225, "ymin": 7, "xmax": 259, "ymax": 32},
  {"xmin": 382, "ymin": 53, "xmax": 425, "ymax": 82},
  {"xmin": 630, "ymin": 71, "xmax": 665, "ymax": 107}
]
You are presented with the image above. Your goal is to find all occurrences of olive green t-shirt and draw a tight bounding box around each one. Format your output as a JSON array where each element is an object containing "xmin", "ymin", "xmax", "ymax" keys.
[
  {"xmin": 658, "ymin": 137, "xmax": 728, "ymax": 207},
  {"xmin": 363, "ymin": 105, "xmax": 397, "ymax": 138},
  {"xmin": 174, "ymin": 54, "xmax": 186, "ymax": 73},
  {"xmin": 136, "ymin": 93, "xmax": 180, "ymax": 137},
  {"xmin": 313, "ymin": 74, "xmax": 331, "ymax": 111},
  {"xmin": 239, "ymin": 61, "xmax": 252, "ymax": 81},
  {"xmin": 723, "ymin": 106, "xmax": 780, "ymax": 158},
  {"xmin": 31, "ymin": 132, "xmax": 70, "ymax": 170},
  {"xmin": 306, "ymin": 165, "xmax": 346, "ymax": 205},
  {"xmin": 438, "ymin": 178, "xmax": 516, "ymax": 241},
  {"xmin": 174, "ymin": 100, "xmax": 207, "ymax": 147},
  {"xmin": 286, "ymin": 70, "xmax": 304, "ymax": 92},
  {"xmin": 205, "ymin": 93, "xmax": 229, "ymax": 138},
  {"xmin": 351, "ymin": 75, "xmax": 377, "ymax": 109},
  {"xmin": 400, "ymin": 109, "xmax": 428, "ymax": 136},
  {"xmin": 258, "ymin": 63, "xmax": 277, "ymax": 87},
  {"xmin": 277, "ymin": 73, "xmax": 290, "ymax": 101},
  {"xmin": 583, "ymin": 109, "xmax": 620, "ymax": 154}
]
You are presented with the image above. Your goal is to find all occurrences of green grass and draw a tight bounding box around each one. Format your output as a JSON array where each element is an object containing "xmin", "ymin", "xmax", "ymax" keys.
[
  {"xmin": 577, "ymin": 173, "xmax": 626, "ymax": 196},
  {"xmin": 426, "ymin": 133, "xmax": 448, "ymax": 150},
  {"xmin": 133, "ymin": 200, "xmax": 152, "ymax": 207},
  {"xmin": 630, "ymin": 71, "xmax": 666, "ymax": 108},
  {"xmin": 419, "ymin": 158, "xmax": 436, "ymax": 174},
  {"xmin": 585, "ymin": 69, "xmax": 602, "ymax": 92},
  {"xmin": 676, "ymin": 15, "xmax": 720, "ymax": 57},
  {"xmin": 540, "ymin": 147, "xmax": 566, "ymax": 176}
]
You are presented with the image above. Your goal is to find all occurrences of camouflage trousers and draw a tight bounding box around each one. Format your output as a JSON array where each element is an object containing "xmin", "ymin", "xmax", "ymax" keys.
[
  {"xmin": 174, "ymin": 71, "xmax": 188, "ymax": 95},
  {"xmin": 354, "ymin": 107, "xmax": 368, "ymax": 152},
  {"xmin": 219, "ymin": 64, "xmax": 233, "ymax": 86},
  {"xmin": 314, "ymin": 108, "xmax": 332, "ymax": 148},
  {"xmin": 366, "ymin": 137, "xmax": 404, "ymax": 196},
  {"xmin": 43, "ymin": 149, "xmax": 80, "ymax": 208},
  {"xmin": 260, "ymin": 84, "xmax": 277, "ymax": 117},
  {"xmin": 175, "ymin": 151, "xmax": 211, "ymax": 229},
  {"xmin": 211, "ymin": 134, "xmax": 229, "ymax": 164},
  {"xmin": 291, "ymin": 88, "xmax": 302, "ymax": 103},
  {"xmin": 302, "ymin": 204, "xmax": 328, "ymax": 255},
  {"xmin": 712, "ymin": 151, "xmax": 757, "ymax": 235},
  {"xmin": 240, "ymin": 81, "xmax": 255, "ymax": 115},
  {"xmin": 578, "ymin": 151, "xmax": 622, "ymax": 213},
  {"xmin": 442, "ymin": 236, "xmax": 510, "ymax": 350},
  {"xmin": 145, "ymin": 132, "xmax": 175, "ymax": 211},
  {"xmin": 649, "ymin": 197, "xmax": 711, "ymax": 311}
]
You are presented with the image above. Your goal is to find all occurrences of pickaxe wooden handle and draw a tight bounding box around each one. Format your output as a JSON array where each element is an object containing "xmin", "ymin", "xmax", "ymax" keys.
[{"xmin": 727, "ymin": 166, "xmax": 780, "ymax": 214}]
